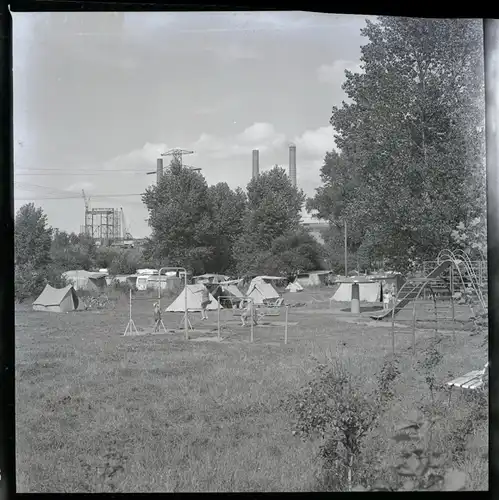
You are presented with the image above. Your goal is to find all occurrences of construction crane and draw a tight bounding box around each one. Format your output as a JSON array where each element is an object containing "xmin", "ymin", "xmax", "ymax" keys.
[
  {"xmin": 82, "ymin": 189, "xmax": 90, "ymax": 211},
  {"xmin": 120, "ymin": 207, "xmax": 133, "ymax": 240}
]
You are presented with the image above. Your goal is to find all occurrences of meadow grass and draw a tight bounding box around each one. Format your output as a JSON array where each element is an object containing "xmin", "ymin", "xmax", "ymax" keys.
[{"xmin": 15, "ymin": 288, "xmax": 488, "ymax": 492}]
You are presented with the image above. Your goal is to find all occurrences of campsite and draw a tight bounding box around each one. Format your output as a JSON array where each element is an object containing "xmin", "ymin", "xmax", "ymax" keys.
[
  {"xmin": 15, "ymin": 268, "xmax": 488, "ymax": 492},
  {"xmin": 13, "ymin": 13, "xmax": 489, "ymax": 494}
]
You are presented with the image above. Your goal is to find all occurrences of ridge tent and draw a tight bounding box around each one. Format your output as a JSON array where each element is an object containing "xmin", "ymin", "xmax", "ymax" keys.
[
  {"xmin": 165, "ymin": 284, "xmax": 221, "ymax": 312},
  {"xmin": 223, "ymin": 284, "xmax": 244, "ymax": 298},
  {"xmin": 62, "ymin": 270, "xmax": 107, "ymax": 292},
  {"xmin": 246, "ymin": 281, "xmax": 280, "ymax": 305},
  {"xmin": 286, "ymin": 280, "xmax": 304, "ymax": 293},
  {"xmin": 330, "ymin": 281, "xmax": 382, "ymax": 303},
  {"xmin": 33, "ymin": 284, "xmax": 79, "ymax": 313}
]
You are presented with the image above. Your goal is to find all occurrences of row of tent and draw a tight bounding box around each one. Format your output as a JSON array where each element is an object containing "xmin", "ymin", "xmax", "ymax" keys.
[
  {"xmin": 32, "ymin": 272, "xmax": 404, "ymax": 314},
  {"xmin": 31, "ymin": 277, "xmax": 284, "ymax": 314},
  {"xmin": 166, "ymin": 279, "xmax": 282, "ymax": 312}
]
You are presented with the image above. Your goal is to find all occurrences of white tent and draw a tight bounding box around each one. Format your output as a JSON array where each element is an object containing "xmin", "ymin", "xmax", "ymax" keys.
[
  {"xmin": 165, "ymin": 284, "xmax": 222, "ymax": 312},
  {"xmin": 33, "ymin": 284, "xmax": 79, "ymax": 313},
  {"xmin": 223, "ymin": 284, "xmax": 244, "ymax": 298},
  {"xmin": 286, "ymin": 281, "xmax": 304, "ymax": 293},
  {"xmin": 62, "ymin": 270, "xmax": 107, "ymax": 291},
  {"xmin": 246, "ymin": 281, "xmax": 280, "ymax": 305},
  {"xmin": 331, "ymin": 281, "xmax": 382, "ymax": 302}
]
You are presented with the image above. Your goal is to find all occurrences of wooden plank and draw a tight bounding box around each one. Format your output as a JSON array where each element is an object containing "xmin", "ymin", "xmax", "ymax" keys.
[{"xmin": 447, "ymin": 370, "xmax": 484, "ymax": 388}]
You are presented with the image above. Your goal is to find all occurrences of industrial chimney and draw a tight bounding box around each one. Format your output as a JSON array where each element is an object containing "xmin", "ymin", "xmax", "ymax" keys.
[
  {"xmin": 252, "ymin": 149, "xmax": 260, "ymax": 179},
  {"xmin": 289, "ymin": 143, "xmax": 297, "ymax": 188},
  {"xmin": 156, "ymin": 158, "xmax": 164, "ymax": 185}
]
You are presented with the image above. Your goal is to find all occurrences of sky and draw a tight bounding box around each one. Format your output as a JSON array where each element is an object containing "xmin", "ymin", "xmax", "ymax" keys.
[{"xmin": 13, "ymin": 11, "xmax": 369, "ymax": 238}]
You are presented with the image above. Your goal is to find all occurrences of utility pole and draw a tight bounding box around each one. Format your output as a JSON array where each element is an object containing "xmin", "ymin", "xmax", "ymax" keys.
[
  {"xmin": 146, "ymin": 148, "xmax": 200, "ymax": 184},
  {"xmin": 344, "ymin": 220, "xmax": 348, "ymax": 277},
  {"xmin": 161, "ymin": 148, "xmax": 194, "ymax": 167}
]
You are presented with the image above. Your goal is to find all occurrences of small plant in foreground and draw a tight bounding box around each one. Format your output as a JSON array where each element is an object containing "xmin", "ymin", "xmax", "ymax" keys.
[
  {"xmin": 416, "ymin": 341, "xmax": 443, "ymax": 404},
  {"xmin": 288, "ymin": 357, "xmax": 400, "ymax": 491},
  {"xmin": 352, "ymin": 413, "xmax": 468, "ymax": 491}
]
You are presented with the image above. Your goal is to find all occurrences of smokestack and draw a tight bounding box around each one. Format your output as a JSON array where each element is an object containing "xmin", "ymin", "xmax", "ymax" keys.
[
  {"xmin": 156, "ymin": 158, "xmax": 164, "ymax": 185},
  {"xmin": 289, "ymin": 143, "xmax": 297, "ymax": 188},
  {"xmin": 252, "ymin": 149, "xmax": 260, "ymax": 179}
]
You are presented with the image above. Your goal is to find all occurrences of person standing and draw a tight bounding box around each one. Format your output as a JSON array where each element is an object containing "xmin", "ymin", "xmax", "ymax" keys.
[
  {"xmin": 153, "ymin": 302, "xmax": 161, "ymax": 332},
  {"xmin": 199, "ymin": 285, "xmax": 211, "ymax": 320},
  {"xmin": 382, "ymin": 281, "xmax": 391, "ymax": 311},
  {"xmin": 241, "ymin": 299, "xmax": 257, "ymax": 327}
]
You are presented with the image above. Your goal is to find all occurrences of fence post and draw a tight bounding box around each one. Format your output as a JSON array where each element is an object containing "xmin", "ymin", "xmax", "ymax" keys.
[
  {"xmin": 285, "ymin": 306, "xmax": 289, "ymax": 344},
  {"xmin": 217, "ymin": 300, "xmax": 221, "ymax": 341},
  {"xmin": 250, "ymin": 299, "xmax": 254, "ymax": 343}
]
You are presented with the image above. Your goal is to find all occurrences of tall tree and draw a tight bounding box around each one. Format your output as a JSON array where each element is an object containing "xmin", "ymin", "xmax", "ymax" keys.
[
  {"xmin": 15, "ymin": 203, "xmax": 54, "ymax": 300},
  {"xmin": 234, "ymin": 166, "xmax": 308, "ymax": 275},
  {"xmin": 207, "ymin": 182, "xmax": 247, "ymax": 273},
  {"xmin": 142, "ymin": 162, "xmax": 215, "ymax": 274},
  {"xmin": 308, "ymin": 18, "xmax": 485, "ymax": 270},
  {"xmin": 15, "ymin": 203, "xmax": 52, "ymax": 268}
]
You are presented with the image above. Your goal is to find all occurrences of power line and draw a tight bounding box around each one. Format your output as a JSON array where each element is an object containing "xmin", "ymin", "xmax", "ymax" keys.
[
  {"xmin": 15, "ymin": 193, "xmax": 144, "ymax": 201},
  {"xmin": 15, "ymin": 170, "xmax": 149, "ymax": 176}
]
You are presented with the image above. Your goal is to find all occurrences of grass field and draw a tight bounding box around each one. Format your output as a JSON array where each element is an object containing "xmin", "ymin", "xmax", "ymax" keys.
[{"xmin": 15, "ymin": 287, "xmax": 488, "ymax": 492}]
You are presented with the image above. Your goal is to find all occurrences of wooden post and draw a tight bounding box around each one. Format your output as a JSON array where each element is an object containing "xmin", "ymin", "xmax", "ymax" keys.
[
  {"xmin": 344, "ymin": 220, "xmax": 348, "ymax": 277},
  {"xmin": 284, "ymin": 306, "xmax": 289, "ymax": 344},
  {"xmin": 250, "ymin": 300, "xmax": 254, "ymax": 343},
  {"xmin": 217, "ymin": 300, "xmax": 221, "ymax": 341},
  {"xmin": 184, "ymin": 272, "xmax": 189, "ymax": 340}
]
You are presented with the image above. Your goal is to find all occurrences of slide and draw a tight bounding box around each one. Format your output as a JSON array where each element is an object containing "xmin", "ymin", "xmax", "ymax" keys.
[{"xmin": 371, "ymin": 260, "xmax": 452, "ymax": 321}]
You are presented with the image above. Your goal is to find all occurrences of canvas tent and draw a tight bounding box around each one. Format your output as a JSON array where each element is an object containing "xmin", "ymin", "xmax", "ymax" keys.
[
  {"xmin": 62, "ymin": 270, "xmax": 107, "ymax": 292},
  {"xmin": 286, "ymin": 280, "xmax": 304, "ymax": 293},
  {"xmin": 193, "ymin": 274, "xmax": 230, "ymax": 285},
  {"xmin": 33, "ymin": 284, "xmax": 79, "ymax": 313},
  {"xmin": 223, "ymin": 284, "xmax": 244, "ymax": 298},
  {"xmin": 246, "ymin": 281, "xmax": 280, "ymax": 305},
  {"xmin": 330, "ymin": 280, "xmax": 382, "ymax": 303},
  {"xmin": 166, "ymin": 284, "xmax": 222, "ymax": 312}
]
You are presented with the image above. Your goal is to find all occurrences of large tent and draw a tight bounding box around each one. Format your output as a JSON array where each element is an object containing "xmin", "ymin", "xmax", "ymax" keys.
[
  {"xmin": 246, "ymin": 281, "xmax": 280, "ymax": 305},
  {"xmin": 330, "ymin": 281, "xmax": 382, "ymax": 302},
  {"xmin": 165, "ymin": 284, "xmax": 221, "ymax": 312},
  {"xmin": 62, "ymin": 270, "xmax": 107, "ymax": 292},
  {"xmin": 223, "ymin": 284, "xmax": 244, "ymax": 298},
  {"xmin": 33, "ymin": 284, "xmax": 79, "ymax": 313}
]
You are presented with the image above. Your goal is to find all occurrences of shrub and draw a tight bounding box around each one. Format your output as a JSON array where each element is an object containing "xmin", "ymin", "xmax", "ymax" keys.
[{"xmin": 287, "ymin": 357, "xmax": 400, "ymax": 491}]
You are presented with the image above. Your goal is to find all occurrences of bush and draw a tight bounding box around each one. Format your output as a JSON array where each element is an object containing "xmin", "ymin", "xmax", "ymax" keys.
[{"xmin": 287, "ymin": 358, "xmax": 399, "ymax": 491}]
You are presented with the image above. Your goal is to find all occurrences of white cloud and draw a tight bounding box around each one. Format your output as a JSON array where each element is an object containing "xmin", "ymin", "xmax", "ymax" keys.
[
  {"xmin": 294, "ymin": 125, "xmax": 337, "ymax": 157},
  {"xmin": 317, "ymin": 60, "xmax": 362, "ymax": 85},
  {"xmin": 193, "ymin": 122, "xmax": 285, "ymax": 160},
  {"xmin": 238, "ymin": 122, "xmax": 276, "ymax": 143},
  {"xmin": 103, "ymin": 142, "xmax": 168, "ymax": 171}
]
